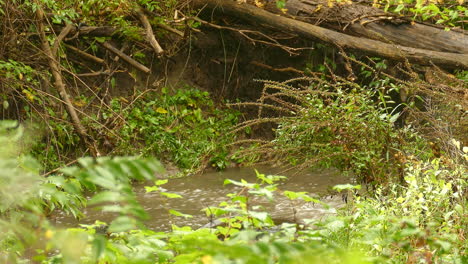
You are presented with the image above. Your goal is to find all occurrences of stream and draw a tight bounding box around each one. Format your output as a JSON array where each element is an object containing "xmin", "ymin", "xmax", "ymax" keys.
[{"xmin": 52, "ymin": 167, "xmax": 351, "ymax": 231}]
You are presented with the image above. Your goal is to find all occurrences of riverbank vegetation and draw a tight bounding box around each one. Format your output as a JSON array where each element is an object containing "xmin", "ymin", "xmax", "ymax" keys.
[{"xmin": 1, "ymin": 0, "xmax": 467, "ymax": 263}]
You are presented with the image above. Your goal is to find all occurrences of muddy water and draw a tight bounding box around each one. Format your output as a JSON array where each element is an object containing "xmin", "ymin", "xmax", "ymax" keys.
[{"xmin": 52, "ymin": 167, "xmax": 350, "ymax": 231}]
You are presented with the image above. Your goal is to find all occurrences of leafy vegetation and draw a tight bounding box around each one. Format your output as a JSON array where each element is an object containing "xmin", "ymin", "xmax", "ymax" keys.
[
  {"xmin": 104, "ymin": 88, "xmax": 240, "ymax": 171},
  {"xmin": 316, "ymin": 0, "xmax": 467, "ymax": 29},
  {"xmin": 1, "ymin": 134, "xmax": 466, "ymax": 263},
  {"xmin": 230, "ymin": 76, "xmax": 436, "ymax": 184},
  {"xmin": 377, "ymin": 0, "xmax": 467, "ymax": 28}
]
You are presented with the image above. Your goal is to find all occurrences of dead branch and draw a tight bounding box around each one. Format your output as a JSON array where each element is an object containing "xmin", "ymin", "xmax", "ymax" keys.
[
  {"xmin": 35, "ymin": 6, "xmax": 101, "ymax": 157},
  {"xmin": 64, "ymin": 44, "xmax": 105, "ymax": 65},
  {"xmin": 52, "ymin": 23, "xmax": 74, "ymax": 55},
  {"xmin": 135, "ymin": 6, "xmax": 164, "ymax": 55},
  {"xmin": 158, "ymin": 23, "xmax": 185, "ymax": 37},
  {"xmin": 250, "ymin": 61, "xmax": 304, "ymax": 75},
  {"xmin": 189, "ymin": 16, "xmax": 307, "ymax": 55},
  {"xmin": 100, "ymin": 41, "xmax": 151, "ymax": 73},
  {"xmin": 75, "ymin": 71, "xmax": 110, "ymax": 77}
]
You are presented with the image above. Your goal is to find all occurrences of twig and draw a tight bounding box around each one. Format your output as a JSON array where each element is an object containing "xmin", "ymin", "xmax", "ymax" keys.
[
  {"xmin": 250, "ymin": 61, "xmax": 304, "ymax": 75},
  {"xmin": 65, "ymin": 44, "xmax": 105, "ymax": 65},
  {"xmin": 100, "ymin": 41, "xmax": 151, "ymax": 73},
  {"xmin": 158, "ymin": 23, "xmax": 184, "ymax": 37},
  {"xmin": 42, "ymin": 159, "xmax": 79, "ymax": 177},
  {"xmin": 343, "ymin": 14, "xmax": 391, "ymax": 31},
  {"xmin": 75, "ymin": 71, "xmax": 110, "ymax": 77},
  {"xmin": 188, "ymin": 16, "xmax": 307, "ymax": 55}
]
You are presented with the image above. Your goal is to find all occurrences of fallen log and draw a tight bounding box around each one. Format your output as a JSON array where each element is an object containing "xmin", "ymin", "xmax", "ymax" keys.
[
  {"xmin": 261, "ymin": 0, "xmax": 468, "ymax": 54},
  {"xmin": 192, "ymin": 0, "xmax": 468, "ymax": 69}
]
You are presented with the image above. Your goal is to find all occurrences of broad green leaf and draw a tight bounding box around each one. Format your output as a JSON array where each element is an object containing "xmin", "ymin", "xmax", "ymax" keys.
[
  {"xmin": 89, "ymin": 191, "xmax": 122, "ymax": 205},
  {"xmin": 108, "ymin": 216, "xmax": 136, "ymax": 232}
]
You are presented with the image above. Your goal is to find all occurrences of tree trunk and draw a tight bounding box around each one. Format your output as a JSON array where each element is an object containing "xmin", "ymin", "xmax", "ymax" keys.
[
  {"xmin": 262, "ymin": 0, "xmax": 468, "ymax": 54},
  {"xmin": 192, "ymin": 0, "xmax": 468, "ymax": 69}
]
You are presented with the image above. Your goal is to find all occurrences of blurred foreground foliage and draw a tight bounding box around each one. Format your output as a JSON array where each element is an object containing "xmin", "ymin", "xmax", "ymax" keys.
[{"xmin": 0, "ymin": 123, "xmax": 466, "ymax": 263}]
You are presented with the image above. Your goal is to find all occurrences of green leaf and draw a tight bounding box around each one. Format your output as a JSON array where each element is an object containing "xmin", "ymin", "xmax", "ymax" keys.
[
  {"xmin": 332, "ymin": 184, "xmax": 361, "ymax": 191},
  {"xmin": 249, "ymin": 211, "xmax": 270, "ymax": 222},
  {"xmin": 169, "ymin": 209, "xmax": 193, "ymax": 219},
  {"xmin": 276, "ymin": 0, "xmax": 286, "ymax": 9},
  {"xmin": 161, "ymin": 192, "xmax": 182, "ymax": 199},
  {"xmin": 95, "ymin": 37, "xmax": 107, "ymax": 43},
  {"xmin": 155, "ymin": 179, "xmax": 168, "ymax": 186},
  {"xmin": 394, "ymin": 4, "xmax": 405, "ymax": 13},
  {"xmin": 91, "ymin": 235, "xmax": 107, "ymax": 260},
  {"xmin": 108, "ymin": 216, "xmax": 136, "ymax": 232},
  {"xmin": 145, "ymin": 185, "xmax": 159, "ymax": 193},
  {"xmin": 89, "ymin": 191, "xmax": 122, "ymax": 205}
]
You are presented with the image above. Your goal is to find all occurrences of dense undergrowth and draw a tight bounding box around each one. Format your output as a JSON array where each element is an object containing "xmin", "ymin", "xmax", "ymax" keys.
[
  {"xmin": 0, "ymin": 127, "xmax": 466, "ymax": 263},
  {"xmin": 105, "ymin": 88, "xmax": 240, "ymax": 171}
]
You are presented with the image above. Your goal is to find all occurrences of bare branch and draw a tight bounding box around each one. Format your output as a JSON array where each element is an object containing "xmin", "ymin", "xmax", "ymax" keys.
[
  {"xmin": 100, "ymin": 41, "xmax": 151, "ymax": 73},
  {"xmin": 135, "ymin": 6, "xmax": 164, "ymax": 55}
]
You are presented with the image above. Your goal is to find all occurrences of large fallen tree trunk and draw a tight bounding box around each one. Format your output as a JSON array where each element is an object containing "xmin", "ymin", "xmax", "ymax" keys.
[
  {"xmin": 261, "ymin": 0, "xmax": 468, "ymax": 54},
  {"xmin": 192, "ymin": 0, "xmax": 468, "ymax": 69}
]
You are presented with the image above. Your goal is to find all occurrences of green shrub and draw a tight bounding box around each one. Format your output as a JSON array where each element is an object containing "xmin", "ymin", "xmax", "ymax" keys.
[
  {"xmin": 107, "ymin": 87, "xmax": 240, "ymax": 171},
  {"xmin": 315, "ymin": 159, "xmax": 467, "ymax": 263},
  {"xmin": 232, "ymin": 78, "xmax": 412, "ymax": 183}
]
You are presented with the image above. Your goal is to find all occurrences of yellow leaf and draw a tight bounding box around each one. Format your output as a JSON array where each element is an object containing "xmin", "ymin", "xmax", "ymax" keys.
[
  {"xmin": 45, "ymin": 230, "xmax": 54, "ymax": 239},
  {"xmin": 18, "ymin": 73, "xmax": 23, "ymax": 80},
  {"xmin": 119, "ymin": 97, "xmax": 129, "ymax": 103},
  {"xmin": 201, "ymin": 255, "xmax": 213, "ymax": 264},
  {"xmin": 22, "ymin": 89, "xmax": 34, "ymax": 102},
  {"xmin": 315, "ymin": 5, "xmax": 323, "ymax": 12},
  {"xmin": 281, "ymin": 8, "xmax": 288, "ymax": 14},
  {"xmin": 254, "ymin": 0, "xmax": 265, "ymax": 8},
  {"xmin": 457, "ymin": 0, "xmax": 464, "ymax": 4},
  {"xmin": 328, "ymin": 0, "xmax": 334, "ymax": 8},
  {"xmin": 156, "ymin": 107, "xmax": 168, "ymax": 114},
  {"xmin": 73, "ymin": 100, "xmax": 86, "ymax": 107}
]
